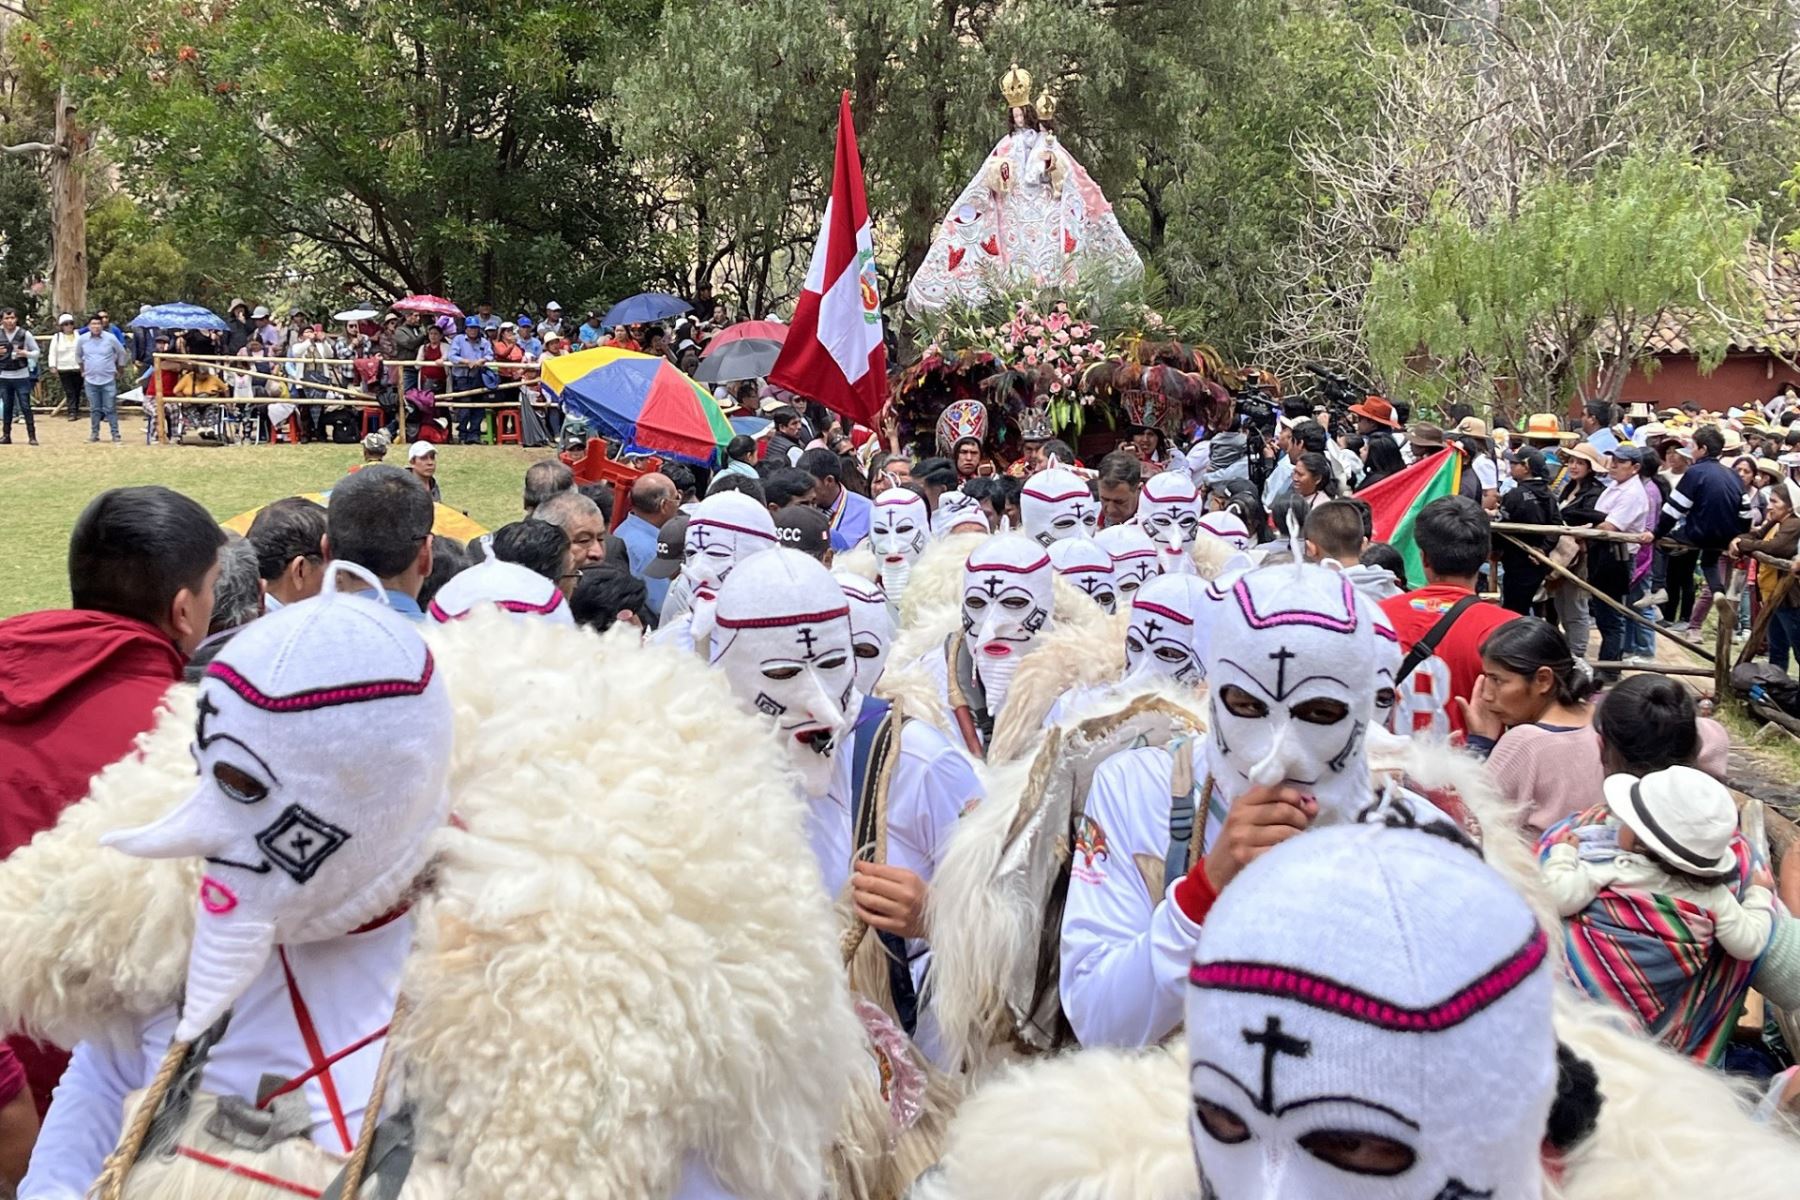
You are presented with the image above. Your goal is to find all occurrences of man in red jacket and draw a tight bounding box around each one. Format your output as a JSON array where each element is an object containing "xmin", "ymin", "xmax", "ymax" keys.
[{"xmin": 0, "ymin": 484, "xmax": 224, "ymax": 1112}]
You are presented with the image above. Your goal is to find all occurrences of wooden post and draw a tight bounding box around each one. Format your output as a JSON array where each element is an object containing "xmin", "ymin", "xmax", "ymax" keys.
[
  {"xmin": 152, "ymin": 351, "xmax": 164, "ymax": 445},
  {"xmin": 1497, "ymin": 532, "xmax": 1715, "ymax": 661},
  {"xmin": 1714, "ymin": 593, "xmax": 1738, "ymax": 709}
]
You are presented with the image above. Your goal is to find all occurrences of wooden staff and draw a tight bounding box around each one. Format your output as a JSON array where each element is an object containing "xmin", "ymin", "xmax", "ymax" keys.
[
  {"xmin": 1495, "ymin": 531, "xmax": 1715, "ymax": 662},
  {"xmin": 1588, "ymin": 661, "xmax": 1716, "ymax": 678},
  {"xmin": 1490, "ymin": 521, "xmax": 1647, "ymax": 545}
]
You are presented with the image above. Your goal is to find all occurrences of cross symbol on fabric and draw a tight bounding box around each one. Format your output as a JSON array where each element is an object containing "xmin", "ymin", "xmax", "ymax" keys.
[
  {"xmin": 1142, "ymin": 618, "xmax": 1165, "ymax": 640},
  {"xmin": 978, "ymin": 574, "xmax": 1006, "ymax": 598},
  {"xmin": 196, "ymin": 693, "xmax": 220, "ymax": 745},
  {"xmin": 795, "ymin": 626, "xmax": 820, "ymax": 657},
  {"xmin": 690, "ymin": 526, "xmax": 714, "ymax": 551},
  {"xmin": 1242, "ymin": 1015, "xmax": 1311, "ymax": 1114},
  {"xmin": 1267, "ymin": 647, "xmax": 1296, "ymax": 699}
]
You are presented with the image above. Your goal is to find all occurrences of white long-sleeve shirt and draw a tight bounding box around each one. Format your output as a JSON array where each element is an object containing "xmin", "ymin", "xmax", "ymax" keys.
[
  {"xmin": 831, "ymin": 707, "xmax": 983, "ymax": 1068},
  {"xmin": 1058, "ymin": 742, "xmax": 1226, "ymax": 1049},
  {"xmin": 22, "ymin": 913, "xmax": 739, "ymax": 1199}
]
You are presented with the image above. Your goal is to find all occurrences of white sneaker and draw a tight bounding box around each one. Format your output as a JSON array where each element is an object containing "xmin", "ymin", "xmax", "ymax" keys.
[{"xmin": 1642, "ymin": 588, "xmax": 1669, "ymax": 608}]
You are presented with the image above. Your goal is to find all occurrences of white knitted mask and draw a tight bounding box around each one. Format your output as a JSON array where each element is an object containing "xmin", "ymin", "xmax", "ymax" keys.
[
  {"xmin": 1125, "ymin": 574, "xmax": 1211, "ymax": 686},
  {"xmin": 1202, "ymin": 563, "xmax": 1378, "ymax": 820},
  {"xmin": 836, "ymin": 572, "xmax": 893, "ymax": 696},
  {"xmin": 683, "ymin": 491, "xmax": 778, "ymax": 642},
  {"xmin": 961, "ymin": 534, "xmax": 1055, "ymax": 719},
  {"xmin": 711, "ymin": 549, "xmax": 854, "ymax": 798},
  {"xmin": 1138, "ymin": 470, "xmax": 1201, "ymax": 554},
  {"xmin": 1186, "ymin": 822, "xmax": 1554, "ymax": 1200},
  {"xmin": 426, "ymin": 558, "xmax": 575, "ymax": 626},
  {"xmin": 1096, "ymin": 525, "xmax": 1159, "ymax": 600},
  {"xmin": 1371, "ymin": 607, "xmax": 1403, "ymax": 732},
  {"xmin": 1199, "ymin": 511, "xmax": 1254, "ymax": 552},
  {"xmin": 869, "ymin": 490, "xmax": 930, "ymax": 606},
  {"xmin": 104, "ymin": 571, "xmax": 451, "ymax": 1040},
  {"xmin": 1050, "ymin": 537, "xmax": 1118, "ymax": 614},
  {"xmin": 1021, "ymin": 466, "xmax": 1097, "ymax": 545},
  {"xmin": 933, "ymin": 490, "xmax": 990, "ymax": 539}
]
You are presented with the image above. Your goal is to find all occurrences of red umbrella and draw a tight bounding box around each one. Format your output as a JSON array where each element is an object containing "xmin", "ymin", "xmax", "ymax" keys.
[
  {"xmin": 391, "ymin": 294, "xmax": 464, "ymax": 319},
  {"xmin": 701, "ymin": 319, "xmax": 788, "ymax": 357}
]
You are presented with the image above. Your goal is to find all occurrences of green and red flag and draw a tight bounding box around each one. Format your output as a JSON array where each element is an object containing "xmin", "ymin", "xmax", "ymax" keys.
[{"xmin": 1358, "ymin": 448, "xmax": 1463, "ymax": 586}]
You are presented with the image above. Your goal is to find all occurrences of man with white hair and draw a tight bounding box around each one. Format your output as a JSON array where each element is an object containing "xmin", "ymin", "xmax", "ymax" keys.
[{"xmin": 532, "ymin": 489, "xmax": 607, "ymax": 572}]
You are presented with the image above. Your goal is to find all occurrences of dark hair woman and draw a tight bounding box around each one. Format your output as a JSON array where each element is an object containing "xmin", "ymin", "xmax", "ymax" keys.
[
  {"xmin": 1461, "ymin": 617, "xmax": 1599, "ymax": 833},
  {"xmin": 1358, "ymin": 432, "xmax": 1406, "ymax": 490}
]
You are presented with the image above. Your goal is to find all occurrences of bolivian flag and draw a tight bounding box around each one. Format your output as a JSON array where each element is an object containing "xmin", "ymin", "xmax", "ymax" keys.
[{"xmin": 1358, "ymin": 448, "xmax": 1463, "ymax": 586}]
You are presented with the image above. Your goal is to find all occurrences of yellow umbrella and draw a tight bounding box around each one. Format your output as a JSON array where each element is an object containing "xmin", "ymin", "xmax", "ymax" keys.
[{"xmin": 220, "ymin": 492, "xmax": 488, "ymax": 543}]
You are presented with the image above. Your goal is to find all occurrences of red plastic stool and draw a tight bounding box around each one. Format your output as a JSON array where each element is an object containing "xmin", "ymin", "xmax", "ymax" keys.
[
  {"xmin": 495, "ymin": 409, "xmax": 522, "ymax": 446},
  {"xmin": 274, "ymin": 414, "xmax": 303, "ymax": 444},
  {"xmin": 359, "ymin": 408, "xmax": 384, "ymax": 438}
]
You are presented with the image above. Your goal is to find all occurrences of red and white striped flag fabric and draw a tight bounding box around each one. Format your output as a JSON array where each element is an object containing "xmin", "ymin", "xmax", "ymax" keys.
[{"xmin": 769, "ymin": 91, "xmax": 888, "ymax": 428}]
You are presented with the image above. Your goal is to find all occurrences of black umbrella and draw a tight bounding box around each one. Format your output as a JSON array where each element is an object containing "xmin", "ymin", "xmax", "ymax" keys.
[{"xmin": 693, "ymin": 337, "xmax": 783, "ymax": 384}]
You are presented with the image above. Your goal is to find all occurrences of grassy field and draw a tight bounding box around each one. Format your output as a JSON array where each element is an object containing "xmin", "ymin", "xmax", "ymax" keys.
[{"xmin": 0, "ymin": 413, "xmax": 541, "ymax": 617}]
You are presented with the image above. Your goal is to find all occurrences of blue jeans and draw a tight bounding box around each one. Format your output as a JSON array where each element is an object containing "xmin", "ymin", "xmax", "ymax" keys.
[
  {"xmin": 1771, "ymin": 606, "xmax": 1800, "ymax": 674},
  {"xmin": 0, "ymin": 375, "xmax": 34, "ymax": 439},
  {"xmin": 85, "ymin": 380, "xmax": 119, "ymax": 440},
  {"xmin": 1628, "ymin": 579, "xmax": 1658, "ymax": 657}
]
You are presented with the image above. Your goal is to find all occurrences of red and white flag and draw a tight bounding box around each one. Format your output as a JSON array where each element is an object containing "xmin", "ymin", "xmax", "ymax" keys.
[{"xmin": 769, "ymin": 91, "xmax": 888, "ymax": 428}]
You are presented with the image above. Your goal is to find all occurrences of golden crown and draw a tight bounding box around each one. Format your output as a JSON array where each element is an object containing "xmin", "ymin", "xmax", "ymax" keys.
[
  {"xmin": 1035, "ymin": 89, "xmax": 1056, "ymax": 119},
  {"xmin": 1000, "ymin": 63, "xmax": 1033, "ymax": 107}
]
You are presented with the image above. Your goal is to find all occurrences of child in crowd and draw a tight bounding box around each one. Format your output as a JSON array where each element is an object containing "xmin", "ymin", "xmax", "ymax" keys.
[{"xmin": 1542, "ymin": 763, "xmax": 1774, "ymax": 961}]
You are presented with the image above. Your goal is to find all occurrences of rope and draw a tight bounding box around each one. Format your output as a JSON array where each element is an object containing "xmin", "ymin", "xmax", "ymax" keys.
[
  {"xmin": 335, "ymin": 996, "xmax": 409, "ymax": 1198},
  {"xmin": 90, "ymin": 1036, "xmax": 192, "ymax": 1200},
  {"xmin": 841, "ymin": 707, "xmax": 903, "ymax": 968}
]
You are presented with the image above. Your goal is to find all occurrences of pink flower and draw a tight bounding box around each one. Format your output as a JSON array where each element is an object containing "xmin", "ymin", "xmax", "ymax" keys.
[
  {"xmin": 1050, "ymin": 381, "xmax": 1063, "ymax": 394},
  {"xmin": 1023, "ymin": 347, "xmax": 1038, "ymax": 364},
  {"xmin": 1055, "ymin": 301, "xmax": 1069, "ymax": 313},
  {"xmin": 1055, "ymin": 329, "xmax": 1070, "ymax": 344}
]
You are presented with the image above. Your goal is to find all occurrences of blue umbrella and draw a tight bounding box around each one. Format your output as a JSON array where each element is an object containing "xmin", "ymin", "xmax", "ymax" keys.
[
  {"xmin": 601, "ymin": 292, "xmax": 692, "ymax": 329},
  {"xmin": 128, "ymin": 302, "xmax": 230, "ymax": 332}
]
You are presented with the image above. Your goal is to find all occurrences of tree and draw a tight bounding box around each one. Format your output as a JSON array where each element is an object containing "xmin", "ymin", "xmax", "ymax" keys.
[
  {"xmin": 29, "ymin": 0, "xmax": 669, "ymax": 307},
  {"xmin": 1365, "ymin": 150, "xmax": 1755, "ymax": 412}
]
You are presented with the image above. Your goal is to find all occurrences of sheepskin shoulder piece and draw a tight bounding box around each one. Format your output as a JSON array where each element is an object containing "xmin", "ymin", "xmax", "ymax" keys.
[{"xmin": 0, "ymin": 615, "xmax": 864, "ymax": 1200}]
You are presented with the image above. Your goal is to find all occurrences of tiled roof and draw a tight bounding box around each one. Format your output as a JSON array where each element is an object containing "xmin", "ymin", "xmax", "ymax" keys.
[{"xmin": 1642, "ymin": 250, "xmax": 1800, "ymax": 356}]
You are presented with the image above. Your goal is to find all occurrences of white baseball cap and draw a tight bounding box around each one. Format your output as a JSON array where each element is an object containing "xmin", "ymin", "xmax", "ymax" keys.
[
  {"xmin": 57, "ymin": 313, "xmax": 74, "ymax": 325},
  {"xmin": 545, "ymin": 300, "xmax": 562, "ymax": 311},
  {"xmin": 408, "ymin": 441, "xmax": 436, "ymax": 461}
]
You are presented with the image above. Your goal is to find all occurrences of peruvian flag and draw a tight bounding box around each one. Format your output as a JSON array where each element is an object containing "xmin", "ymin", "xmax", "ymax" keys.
[{"xmin": 769, "ymin": 91, "xmax": 888, "ymax": 428}]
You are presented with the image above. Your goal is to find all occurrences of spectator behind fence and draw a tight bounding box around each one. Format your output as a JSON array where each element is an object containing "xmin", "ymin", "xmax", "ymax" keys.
[
  {"xmin": 247, "ymin": 497, "xmax": 328, "ymax": 611},
  {"xmin": 46, "ymin": 313, "xmax": 82, "ymax": 423},
  {"xmin": 491, "ymin": 519, "xmax": 576, "ymax": 597},
  {"xmin": 0, "ymin": 485, "xmax": 225, "ymax": 1112},
  {"xmin": 79, "ymin": 313, "xmax": 131, "ymax": 444},
  {"xmin": 323, "ymin": 465, "xmax": 435, "ymax": 617},
  {"xmin": 184, "ymin": 535, "xmax": 265, "ymax": 682},
  {"xmin": 524, "ymin": 458, "xmax": 575, "ymax": 515}
]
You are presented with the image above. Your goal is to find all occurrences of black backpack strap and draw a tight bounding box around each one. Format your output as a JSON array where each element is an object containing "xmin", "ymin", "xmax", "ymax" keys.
[{"xmin": 1396, "ymin": 594, "xmax": 1482, "ymax": 684}]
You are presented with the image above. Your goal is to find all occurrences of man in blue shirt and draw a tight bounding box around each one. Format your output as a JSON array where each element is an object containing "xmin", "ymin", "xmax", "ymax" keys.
[
  {"xmin": 798, "ymin": 447, "xmax": 872, "ymax": 552},
  {"xmin": 321, "ymin": 465, "xmax": 436, "ymax": 619},
  {"xmin": 448, "ymin": 318, "xmax": 490, "ymax": 444},
  {"xmin": 1581, "ymin": 401, "xmax": 1623, "ymax": 457},
  {"xmin": 578, "ymin": 312, "xmax": 605, "ymax": 346},
  {"xmin": 78, "ymin": 314, "xmax": 131, "ymax": 443},
  {"xmin": 516, "ymin": 316, "xmax": 543, "ymax": 359},
  {"xmin": 616, "ymin": 472, "xmax": 678, "ymax": 614}
]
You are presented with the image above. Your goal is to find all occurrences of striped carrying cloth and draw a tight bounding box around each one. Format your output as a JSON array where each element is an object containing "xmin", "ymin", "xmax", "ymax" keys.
[{"xmin": 1541, "ymin": 805, "xmax": 1758, "ymax": 1065}]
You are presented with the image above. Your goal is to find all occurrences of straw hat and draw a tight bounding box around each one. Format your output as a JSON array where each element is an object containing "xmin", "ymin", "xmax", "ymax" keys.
[
  {"xmin": 1453, "ymin": 416, "xmax": 1491, "ymax": 443},
  {"xmin": 1521, "ymin": 413, "xmax": 1578, "ymax": 442},
  {"xmin": 1566, "ymin": 442, "xmax": 1608, "ymax": 471}
]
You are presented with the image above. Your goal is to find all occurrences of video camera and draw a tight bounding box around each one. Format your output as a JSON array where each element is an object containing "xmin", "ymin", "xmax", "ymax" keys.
[
  {"xmin": 1301, "ymin": 362, "xmax": 1368, "ymax": 425},
  {"xmin": 1233, "ymin": 369, "xmax": 1280, "ymax": 437}
]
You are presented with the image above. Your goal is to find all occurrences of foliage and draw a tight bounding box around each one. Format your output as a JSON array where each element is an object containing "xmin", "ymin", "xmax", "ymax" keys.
[
  {"xmin": 25, "ymin": 0, "xmax": 669, "ymax": 307},
  {"xmin": 1365, "ymin": 150, "xmax": 1756, "ymax": 411}
]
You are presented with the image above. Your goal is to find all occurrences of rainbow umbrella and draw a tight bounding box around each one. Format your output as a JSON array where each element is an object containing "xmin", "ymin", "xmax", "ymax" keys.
[{"xmin": 539, "ymin": 347, "xmax": 732, "ymax": 466}]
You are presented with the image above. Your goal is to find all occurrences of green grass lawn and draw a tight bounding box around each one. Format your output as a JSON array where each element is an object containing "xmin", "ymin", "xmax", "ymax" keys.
[{"xmin": 0, "ymin": 414, "xmax": 540, "ymax": 617}]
